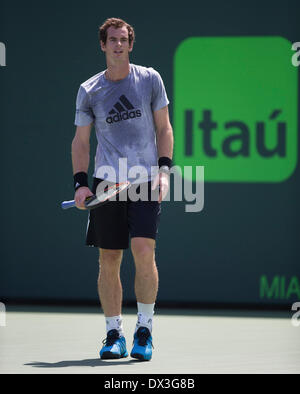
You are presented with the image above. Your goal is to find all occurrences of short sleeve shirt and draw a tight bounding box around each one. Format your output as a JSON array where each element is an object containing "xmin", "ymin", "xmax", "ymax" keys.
[{"xmin": 75, "ymin": 64, "xmax": 169, "ymax": 183}]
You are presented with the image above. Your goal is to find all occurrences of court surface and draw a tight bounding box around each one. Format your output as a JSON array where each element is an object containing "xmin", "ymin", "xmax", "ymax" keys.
[{"xmin": 0, "ymin": 305, "xmax": 299, "ymax": 374}]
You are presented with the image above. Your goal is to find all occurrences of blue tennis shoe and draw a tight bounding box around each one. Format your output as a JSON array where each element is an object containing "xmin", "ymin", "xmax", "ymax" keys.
[
  {"xmin": 130, "ymin": 327, "xmax": 153, "ymax": 361},
  {"xmin": 100, "ymin": 329, "xmax": 128, "ymax": 359}
]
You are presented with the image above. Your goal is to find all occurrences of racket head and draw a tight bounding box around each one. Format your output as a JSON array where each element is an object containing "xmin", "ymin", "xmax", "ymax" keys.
[{"xmin": 85, "ymin": 181, "xmax": 131, "ymax": 210}]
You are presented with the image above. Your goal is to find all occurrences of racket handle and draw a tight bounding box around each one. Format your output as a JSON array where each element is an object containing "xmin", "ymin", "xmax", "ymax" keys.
[{"xmin": 61, "ymin": 200, "xmax": 76, "ymax": 210}]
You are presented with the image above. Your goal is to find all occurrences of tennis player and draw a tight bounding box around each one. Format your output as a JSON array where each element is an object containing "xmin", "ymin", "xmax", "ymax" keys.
[{"xmin": 71, "ymin": 17, "xmax": 173, "ymax": 361}]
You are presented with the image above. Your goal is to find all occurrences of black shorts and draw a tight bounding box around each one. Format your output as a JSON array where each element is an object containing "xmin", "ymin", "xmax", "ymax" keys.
[{"xmin": 86, "ymin": 178, "xmax": 161, "ymax": 250}]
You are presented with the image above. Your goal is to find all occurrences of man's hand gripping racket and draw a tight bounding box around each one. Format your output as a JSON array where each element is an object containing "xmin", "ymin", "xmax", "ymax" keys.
[
  {"xmin": 151, "ymin": 172, "xmax": 169, "ymax": 203},
  {"xmin": 61, "ymin": 181, "xmax": 131, "ymax": 210}
]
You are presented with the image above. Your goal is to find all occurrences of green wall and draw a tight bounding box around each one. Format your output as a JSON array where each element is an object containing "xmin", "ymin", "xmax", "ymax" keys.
[{"xmin": 0, "ymin": 0, "xmax": 299, "ymax": 307}]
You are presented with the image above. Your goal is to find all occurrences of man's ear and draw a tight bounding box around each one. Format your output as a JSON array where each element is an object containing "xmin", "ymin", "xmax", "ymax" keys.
[
  {"xmin": 100, "ymin": 40, "xmax": 106, "ymax": 52},
  {"xmin": 128, "ymin": 42, "xmax": 134, "ymax": 53}
]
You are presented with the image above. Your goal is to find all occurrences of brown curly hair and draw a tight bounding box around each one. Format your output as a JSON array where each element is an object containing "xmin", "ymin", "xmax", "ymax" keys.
[{"xmin": 99, "ymin": 18, "xmax": 135, "ymax": 45}]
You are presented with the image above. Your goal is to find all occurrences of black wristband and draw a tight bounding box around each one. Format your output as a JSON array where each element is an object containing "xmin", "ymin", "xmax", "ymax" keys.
[
  {"xmin": 74, "ymin": 172, "xmax": 88, "ymax": 191},
  {"xmin": 158, "ymin": 157, "xmax": 173, "ymax": 169}
]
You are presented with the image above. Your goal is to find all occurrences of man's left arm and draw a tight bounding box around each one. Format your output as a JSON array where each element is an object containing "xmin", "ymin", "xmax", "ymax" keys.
[
  {"xmin": 154, "ymin": 105, "xmax": 174, "ymax": 159},
  {"xmin": 153, "ymin": 105, "xmax": 174, "ymax": 202}
]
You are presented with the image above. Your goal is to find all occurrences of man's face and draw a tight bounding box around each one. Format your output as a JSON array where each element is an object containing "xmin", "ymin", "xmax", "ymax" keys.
[{"xmin": 101, "ymin": 26, "xmax": 133, "ymax": 61}]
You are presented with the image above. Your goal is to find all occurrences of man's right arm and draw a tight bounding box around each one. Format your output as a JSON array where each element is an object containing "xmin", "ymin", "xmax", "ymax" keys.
[{"xmin": 71, "ymin": 124, "xmax": 94, "ymax": 209}]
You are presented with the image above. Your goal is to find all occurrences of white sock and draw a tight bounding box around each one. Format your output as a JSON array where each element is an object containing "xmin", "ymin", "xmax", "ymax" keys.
[
  {"xmin": 105, "ymin": 315, "xmax": 124, "ymax": 337},
  {"xmin": 135, "ymin": 302, "xmax": 155, "ymax": 333}
]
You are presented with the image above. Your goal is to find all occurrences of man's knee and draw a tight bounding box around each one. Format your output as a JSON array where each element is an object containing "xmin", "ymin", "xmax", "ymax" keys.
[
  {"xmin": 99, "ymin": 249, "xmax": 123, "ymax": 266},
  {"xmin": 131, "ymin": 238, "xmax": 155, "ymax": 263}
]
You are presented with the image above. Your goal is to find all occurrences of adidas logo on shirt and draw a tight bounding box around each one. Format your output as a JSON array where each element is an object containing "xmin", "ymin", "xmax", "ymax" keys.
[{"xmin": 106, "ymin": 95, "xmax": 142, "ymax": 124}]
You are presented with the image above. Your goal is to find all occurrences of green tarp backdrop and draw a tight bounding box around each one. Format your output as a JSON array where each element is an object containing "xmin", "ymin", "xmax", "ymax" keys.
[{"xmin": 0, "ymin": 0, "xmax": 299, "ymax": 307}]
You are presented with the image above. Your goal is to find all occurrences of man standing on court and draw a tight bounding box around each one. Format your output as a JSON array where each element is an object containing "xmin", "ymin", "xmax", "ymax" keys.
[{"xmin": 71, "ymin": 17, "xmax": 173, "ymax": 361}]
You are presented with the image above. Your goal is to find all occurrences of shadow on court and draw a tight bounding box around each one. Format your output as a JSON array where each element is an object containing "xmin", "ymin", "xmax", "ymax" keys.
[
  {"xmin": 1, "ymin": 305, "xmax": 298, "ymax": 374},
  {"xmin": 25, "ymin": 359, "xmax": 142, "ymax": 369}
]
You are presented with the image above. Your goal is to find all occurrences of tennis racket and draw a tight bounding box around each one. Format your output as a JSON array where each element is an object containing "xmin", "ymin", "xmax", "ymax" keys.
[{"xmin": 61, "ymin": 181, "xmax": 131, "ymax": 210}]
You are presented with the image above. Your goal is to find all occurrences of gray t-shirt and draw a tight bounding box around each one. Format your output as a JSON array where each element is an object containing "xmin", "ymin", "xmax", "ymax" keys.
[{"xmin": 74, "ymin": 64, "xmax": 169, "ymax": 183}]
